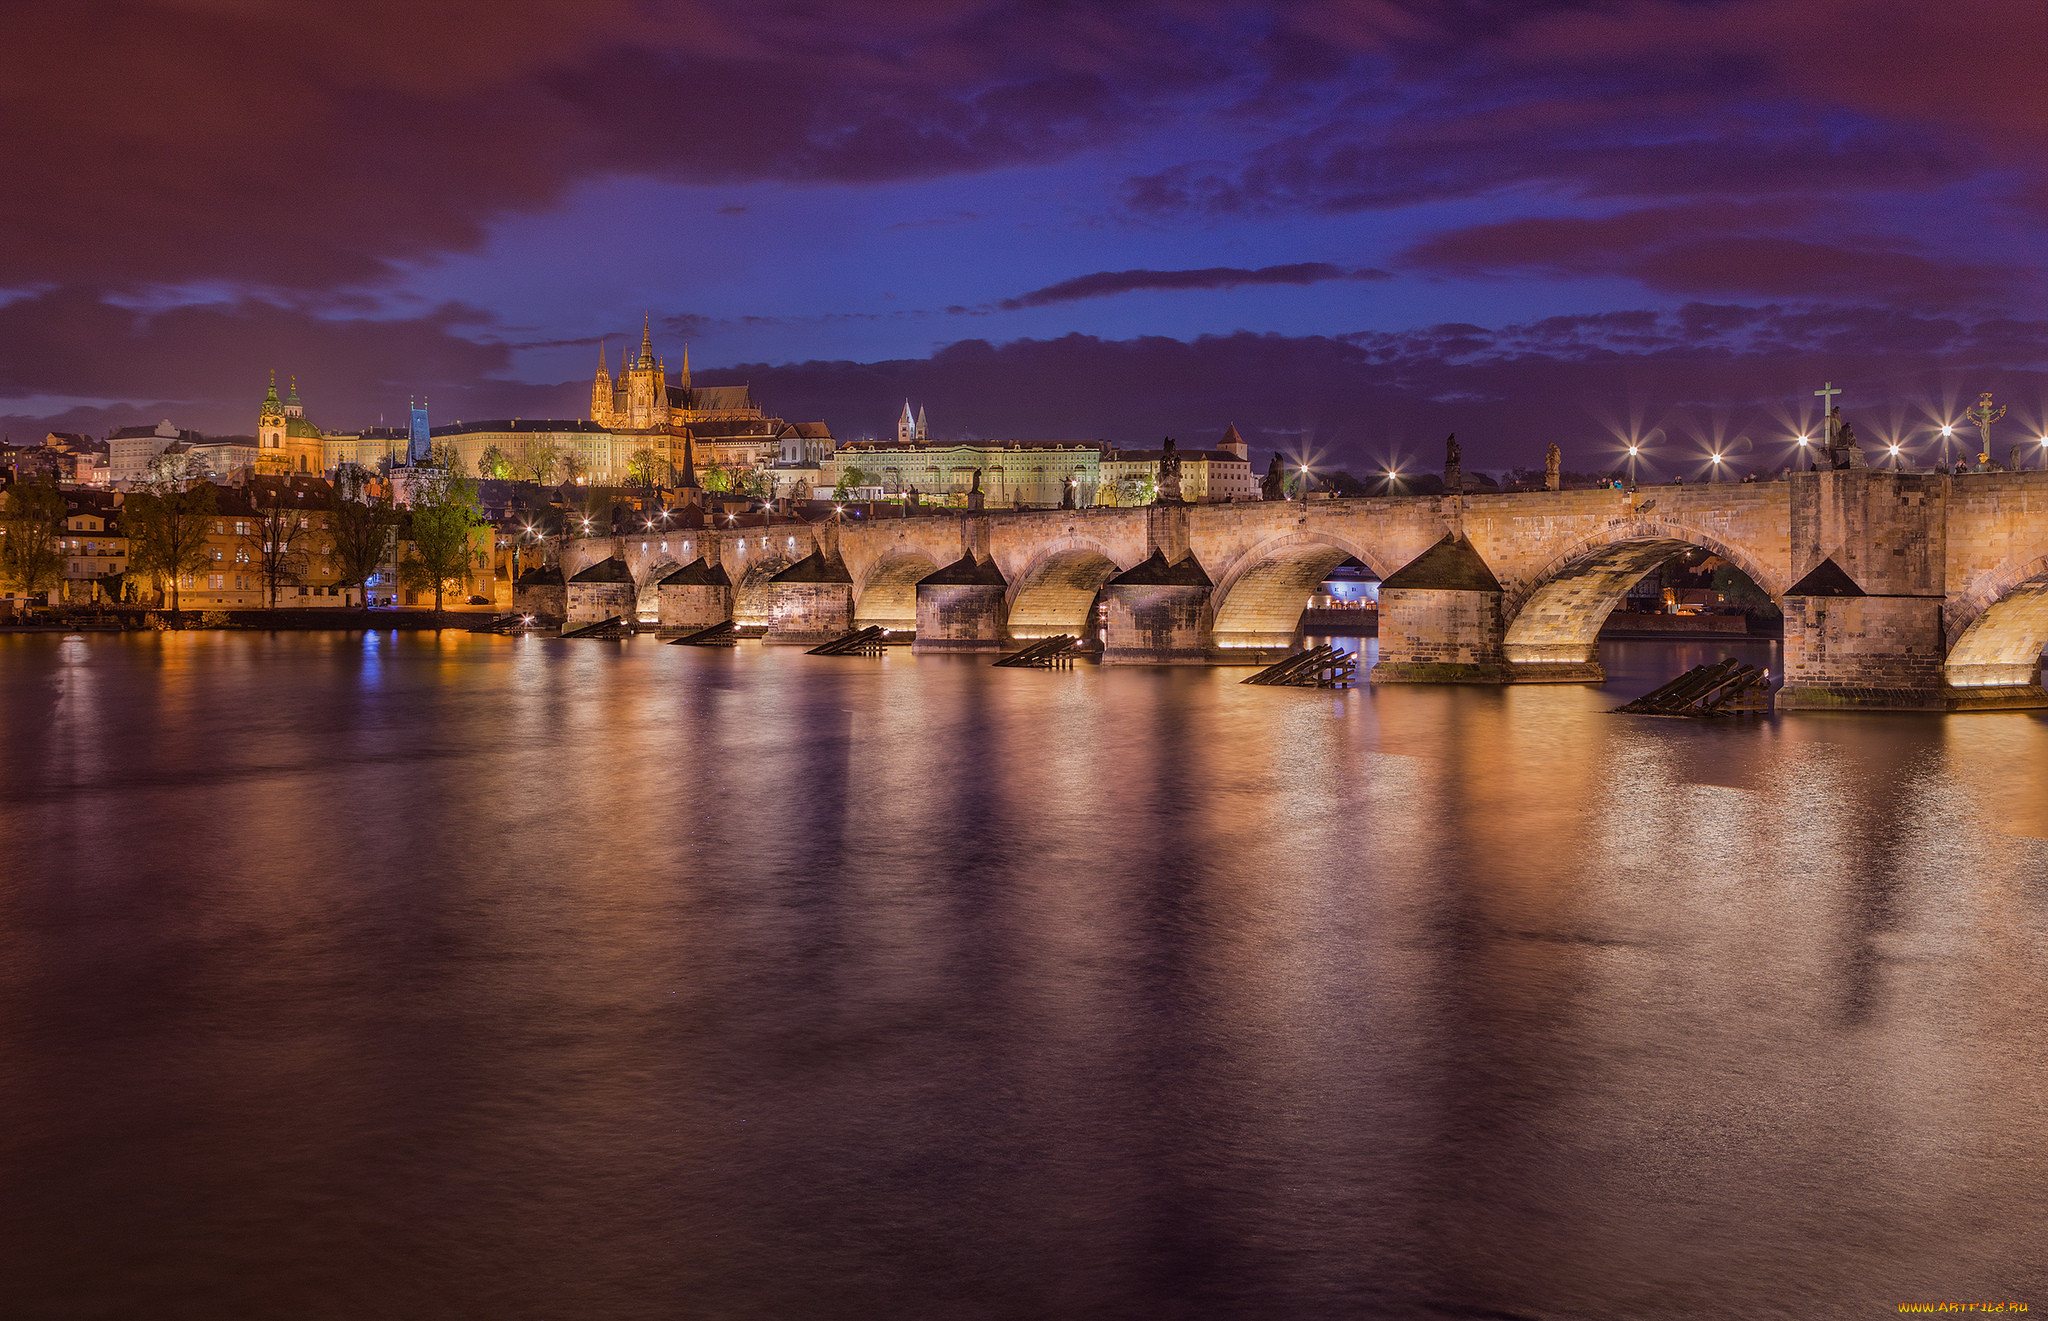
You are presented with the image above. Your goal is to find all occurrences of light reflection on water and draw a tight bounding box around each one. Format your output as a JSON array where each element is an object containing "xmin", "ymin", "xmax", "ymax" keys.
[{"xmin": 2, "ymin": 632, "xmax": 2045, "ymax": 1319}]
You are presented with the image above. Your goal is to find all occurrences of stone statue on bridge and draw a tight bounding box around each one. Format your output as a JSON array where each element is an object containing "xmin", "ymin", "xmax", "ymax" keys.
[
  {"xmin": 1156, "ymin": 438, "xmax": 1184, "ymax": 504},
  {"xmin": 1261, "ymin": 453, "xmax": 1285, "ymax": 501},
  {"xmin": 1545, "ymin": 443, "xmax": 1561, "ymax": 491},
  {"xmin": 1444, "ymin": 433, "xmax": 1463, "ymax": 493},
  {"xmin": 967, "ymin": 468, "xmax": 985, "ymax": 511},
  {"xmin": 1825, "ymin": 406, "xmax": 1867, "ymax": 470}
]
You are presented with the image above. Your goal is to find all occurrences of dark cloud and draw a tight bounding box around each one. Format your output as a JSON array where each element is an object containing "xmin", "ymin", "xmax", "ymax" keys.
[
  {"xmin": 0, "ymin": 288, "xmax": 553, "ymax": 439},
  {"xmin": 1405, "ymin": 205, "xmax": 2011, "ymax": 303},
  {"xmin": 0, "ymin": 1, "xmax": 1237, "ymax": 291},
  {"xmin": 716, "ymin": 309, "xmax": 2048, "ymax": 469},
  {"xmin": 7, "ymin": 293, "xmax": 2045, "ymax": 478},
  {"xmin": 996, "ymin": 263, "xmax": 1389, "ymax": 310}
]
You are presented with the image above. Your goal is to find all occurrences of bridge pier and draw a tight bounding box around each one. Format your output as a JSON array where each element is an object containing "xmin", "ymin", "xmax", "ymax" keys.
[
  {"xmin": 1369, "ymin": 535, "xmax": 1512, "ymax": 684},
  {"xmin": 762, "ymin": 550, "xmax": 855, "ymax": 645},
  {"xmin": 565, "ymin": 557, "xmax": 635, "ymax": 627},
  {"xmin": 913, "ymin": 554, "xmax": 1009, "ymax": 653},
  {"xmin": 655, "ymin": 559, "xmax": 733, "ymax": 635},
  {"xmin": 1100, "ymin": 550, "xmax": 1213, "ymax": 665}
]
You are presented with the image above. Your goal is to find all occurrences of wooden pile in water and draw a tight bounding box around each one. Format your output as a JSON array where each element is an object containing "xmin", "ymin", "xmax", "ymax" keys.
[
  {"xmin": 669, "ymin": 620, "xmax": 740, "ymax": 647},
  {"xmin": 993, "ymin": 635, "xmax": 1079, "ymax": 668},
  {"xmin": 1241, "ymin": 644, "xmax": 1357, "ymax": 688},
  {"xmin": 561, "ymin": 616, "xmax": 632, "ymax": 640},
  {"xmin": 1613, "ymin": 657, "xmax": 1772, "ymax": 716},
  {"xmin": 807, "ymin": 626, "xmax": 890, "ymax": 656}
]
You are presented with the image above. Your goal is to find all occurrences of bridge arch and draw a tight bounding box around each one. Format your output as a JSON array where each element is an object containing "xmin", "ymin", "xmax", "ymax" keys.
[
  {"xmin": 854, "ymin": 548, "xmax": 943, "ymax": 629},
  {"xmin": 1209, "ymin": 531, "xmax": 1394, "ymax": 649},
  {"xmin": 1005, "ymin": 536, "xmax": 1131, "ymax": 640},
  {"xmin": 1501, "ymin": 520, "xmax": 1784, "ymax": 669},
  {"xmin": 727, "ymin": 539, "xmax": 804, "ymax": 627},
  {"xmin": 1945, "ymin": 554, "xmax": 2048, "ymax": 689},
  {"xmin": 635, "ymin": 558, "xmax": 682, "ymax": 622}
]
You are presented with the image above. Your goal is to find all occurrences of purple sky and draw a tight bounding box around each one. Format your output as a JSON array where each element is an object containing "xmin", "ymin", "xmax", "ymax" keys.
[{"xmin": 4, "ymin": 0, "xmax": 2045, "ymax": 474}]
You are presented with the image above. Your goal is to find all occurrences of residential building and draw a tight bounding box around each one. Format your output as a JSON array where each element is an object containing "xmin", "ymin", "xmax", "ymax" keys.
[
  {"xmin": 57, "ymin": 491, "xmax": 127, "ymax": 603},
  {"xmin": 110, "ymin": 420, "xmax": 204, "ymax": 484},
  {"xmin": 1097, "ymin": 430, "xmax": 1256, "ymax": 506}
]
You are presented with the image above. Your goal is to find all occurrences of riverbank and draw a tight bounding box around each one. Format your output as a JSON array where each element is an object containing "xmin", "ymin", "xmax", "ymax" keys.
[{"xmin": 0, "ymin": 607, "xmax": 495, "ymax": 632}]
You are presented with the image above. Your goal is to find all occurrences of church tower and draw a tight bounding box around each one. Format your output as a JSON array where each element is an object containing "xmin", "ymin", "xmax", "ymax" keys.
[
  {"xmin": 915, "ymin": 406, "xmax": 928, "ymax": 443},
  {"xmin": 258, "ymin": 371, "xmax": 286, "ymax": 460},
  {"xmin": 591, "ymin": 341, "xmax": 614, "ymax": 427},
  {"xmin": 621, "ymin": 317, "xmax": 670, "ymax": 430},
  {"xmin": 898, "ymin": 400, "xmax": 916, "ymax": 444}
]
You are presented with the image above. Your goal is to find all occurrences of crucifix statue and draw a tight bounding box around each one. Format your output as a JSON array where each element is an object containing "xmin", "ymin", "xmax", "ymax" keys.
[
  {"xmin": 1964, "ymin": 392, "xmax": 2005, "ymax": 467},
  {"xmin": 1814, "ymin": 381, "xmax": 1841, "ymax": 448}
]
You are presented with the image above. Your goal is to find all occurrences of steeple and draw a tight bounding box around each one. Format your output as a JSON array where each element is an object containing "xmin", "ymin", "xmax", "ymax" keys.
[
  {"xmin": 679, "ymin": 430, "xmax": 699, "ymax": 490},
  {"xmin": 898, "ymin": 399, "xmax": 915, "ymax": 445},
  {"xmin": 284, "ymin": 375, "xmax": 304, "ymax": 418},
  {"xmin": 679, "ymin": 342, "xmax": 691, "ymax": 392},
  {"xmin": 638, "ymin": 315, "xmax": 655, "ymax": 368},
  {"xmin": 915, "ymin": 405, "xmax": 928, "ymax": 443}
]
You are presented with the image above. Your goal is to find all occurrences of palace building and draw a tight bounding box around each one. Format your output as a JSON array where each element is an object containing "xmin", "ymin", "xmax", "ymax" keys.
[{"xmin": 259, "ymin": 323, "xmax": 833, "ymax": 489}]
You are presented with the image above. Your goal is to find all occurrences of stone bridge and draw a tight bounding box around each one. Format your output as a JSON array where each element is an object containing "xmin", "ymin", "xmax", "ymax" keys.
[{"xmin": 548, "ymin": 469, "xmax": 2048, "ymax": 711}]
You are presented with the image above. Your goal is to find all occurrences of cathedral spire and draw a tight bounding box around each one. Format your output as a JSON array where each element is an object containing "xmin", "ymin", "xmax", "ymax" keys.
[
  {"xmin": 679, "ymin": 429, "xmax": 698, "ymax": 490},
  {"xmin": 638, "ymin": 315, "xmax": 655, "ymax": 368},
  {"xmin": 679, "ymin": 341, "xmax": 691, "ymax": 392}
]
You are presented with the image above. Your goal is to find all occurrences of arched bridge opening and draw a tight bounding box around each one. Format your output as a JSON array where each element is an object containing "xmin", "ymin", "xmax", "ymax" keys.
[
  {"xmin": 635, "ymin": 560, "xmax": 681, "ymax": 622},
  {"xmin": 1210, "ymin": 535, "xmax": 1387, "ymax": 650},
  {"xmin": 855, "ymin": 550, "xmax": 942, "ymax": 630},
  {"xmin": 728, "ymin": 537, "xmax": 806, "ymax": 627},
  {"xmin": 1503, "ymin": 530, "xmax": 1783, "ymax": 679},
  {"xmin": 1007, "ymin": 544, "xmax": 1125, "ymax": 640},
  {"xmin": 1947, "ymin": 561, "xmax": 2048, "ymax": 692}
]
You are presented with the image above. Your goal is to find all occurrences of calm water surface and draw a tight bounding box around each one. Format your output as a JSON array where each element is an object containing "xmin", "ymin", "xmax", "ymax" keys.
[{"xmin": 2, "ymin": 632, "xmax": 2046, "ymax": 1319}]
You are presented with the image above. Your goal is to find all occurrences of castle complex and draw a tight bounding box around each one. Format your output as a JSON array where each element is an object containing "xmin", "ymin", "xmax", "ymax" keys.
[{"xmin": 243, "ymin": 322, "xmax": 833, "ymax": 487}]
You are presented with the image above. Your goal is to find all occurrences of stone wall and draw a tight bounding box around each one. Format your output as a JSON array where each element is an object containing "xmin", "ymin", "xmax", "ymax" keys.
[
  {"xmin": 1371, "ymin": 587, "xmax": 1509, "ymax": 683},
  {"xmin": 762, "ymin": 582, "xmax": 853, "ymax": 644},
  {"xmin": 1779, "ymin": 596, "xmax": 1947, "ymax": 709},
  {"xmin": 566, "ymin": 581, "xmax": 635, "ymax": 626}
]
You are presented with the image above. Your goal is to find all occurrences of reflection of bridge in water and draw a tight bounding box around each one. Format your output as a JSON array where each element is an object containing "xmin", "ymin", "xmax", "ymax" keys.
[{"xmin": 542, "ymin": 468, "xmax": 2048, "ymax": 712}]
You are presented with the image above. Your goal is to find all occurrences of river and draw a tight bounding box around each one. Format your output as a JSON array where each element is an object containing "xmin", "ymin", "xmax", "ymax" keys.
[{"xmin": 2, "ymin": 633, "xmax": 2044, "ymax": 1318}]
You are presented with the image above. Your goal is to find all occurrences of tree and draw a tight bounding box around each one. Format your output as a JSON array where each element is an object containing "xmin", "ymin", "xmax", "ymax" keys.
[
  {"xmin": 1115, "ymin": 474, "xmax": 1155, "ymax": 507},
  {"xmin": 628, "ymin": 447, "xmax": 672, "ymax": 495},
  {"xmin": 0, "ymin": 472, "xmax": 66, "ymax": 606},
  {"xmin": 477, "ymin": 444, "xmax": 512, "ymax": 480},
  {"xmin": 143, "ymin": 448, "xmax": 201, "ymax": 486},
  {"xmin": 514, "ymin": 441, "xmax": 557, "ymax": 486},
  {"xmin": 123, "ymin": 476, "xmax": 217, "ymax": 613},
  {"xmin": 243, "ymin": 484, "xmax": 313, "ymax": 607},
  {"xmin": 331, "ymin": 470, "xmax": 397, "ymax": 605},
  {"xmin": 560, "ymin": 451, "xmax": 588, "ymax": 486},
  {"xmin": 700, "ymin": 464, "xmax": 733, "ymax": 493},
  {"xmin": 398, "ymin": 466, "xmax": 481, "ymax": 611},
  {"xmin": 832, "ymin": 465, "xmax": 869, "ymax": 499}
]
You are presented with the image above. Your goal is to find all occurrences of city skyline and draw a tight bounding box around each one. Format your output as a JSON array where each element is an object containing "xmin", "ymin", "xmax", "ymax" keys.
[{"xmin": 3, "ymin": 1, "xmax": 2045, "ymax": 469}]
